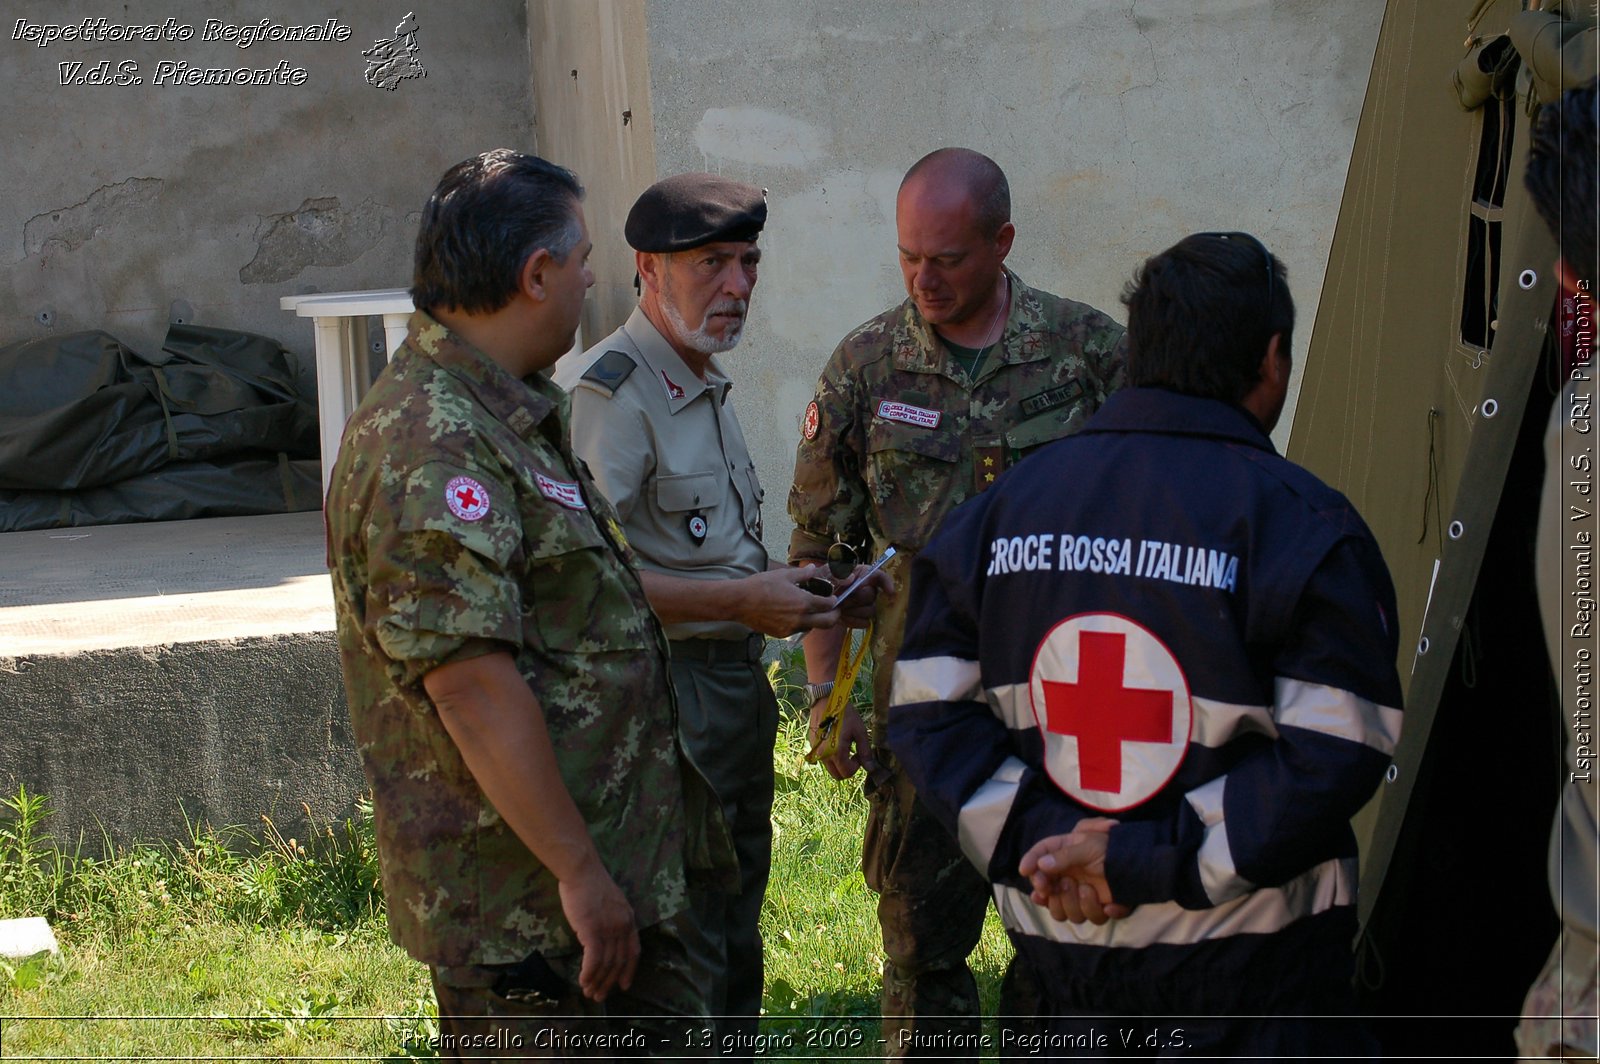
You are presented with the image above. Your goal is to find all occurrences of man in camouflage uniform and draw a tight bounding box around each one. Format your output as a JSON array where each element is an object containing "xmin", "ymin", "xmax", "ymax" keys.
[
  {"xmin": 326, "ymin": 149, "xmax": 733, "ymax": 1059},
  {"xmin": 788, "ymin": 147, "xmax": 1126, "ymax": 1056}
]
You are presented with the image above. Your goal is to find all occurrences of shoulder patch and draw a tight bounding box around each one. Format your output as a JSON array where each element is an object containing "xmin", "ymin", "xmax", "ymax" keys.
[{"xmin": 579, "ymin": 350, "xmax": 637, "ymax": 396}]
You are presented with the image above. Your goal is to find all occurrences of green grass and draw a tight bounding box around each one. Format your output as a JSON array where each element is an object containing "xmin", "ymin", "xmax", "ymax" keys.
[{"xmin": 0, "ymin": 653, "xmax": 1012, "ymax": 1059}]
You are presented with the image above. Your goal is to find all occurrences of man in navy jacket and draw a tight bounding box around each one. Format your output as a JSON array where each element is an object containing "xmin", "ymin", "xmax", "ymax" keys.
[{"xmin": 888, "ymin": 232, "xmax": 1403, "ymax": 1058}]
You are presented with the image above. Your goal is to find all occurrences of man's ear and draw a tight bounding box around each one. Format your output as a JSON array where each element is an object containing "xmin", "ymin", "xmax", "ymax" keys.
[
  {"xmin": 995, "ymin": 221, "xmax": 1016, "ymax": 263},
  {"xmin": 635, "ymin": 249, "xmax": 663, "ymax": 295},
  {"xmin": 1260, "ymin": 332, "xmax": 1288, "ymax": 387},
  {"xmin": 518, "ymin": 248, "xmax": 553, "ymax": 303}
]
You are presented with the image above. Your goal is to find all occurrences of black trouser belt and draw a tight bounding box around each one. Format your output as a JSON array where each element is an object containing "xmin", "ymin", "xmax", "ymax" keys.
[{"xmin": 668, "ymin": 633, "xmax": 766, "ymax": 664}]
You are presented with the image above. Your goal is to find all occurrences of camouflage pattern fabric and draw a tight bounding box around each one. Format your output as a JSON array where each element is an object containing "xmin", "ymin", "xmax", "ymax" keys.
[
  {"xmin": 430, "ymin": 919, "xmax": 708, "ymax": 1061},
  {"xmin": 788, "ymin": 271, "xmax": 1124, "ymax": 1055},
  {"xmin": 326, "ymin": 311, "xmax": 734, "ymax": 969},
  {"xmin": 788, "ymin": 269, "xmax": 1126, "ymax": 745},
  {"xmin": 862, "ymin": 747, "xmax": 993, "ymax": 1058}
]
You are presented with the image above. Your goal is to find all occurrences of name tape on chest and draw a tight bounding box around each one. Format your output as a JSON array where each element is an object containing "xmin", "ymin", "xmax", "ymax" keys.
[
  {"xmin": 1029, "ymin": 612, "xmax": 1193, "ymax": 812},
  {"xmin": 875, "ymin": 399, "xmax": 941, "ymax": 429},
  {"xmin": 535, "ymin": 472, "xmax": 586, "ymax": 510},
  {"xmin": 445, "ymin": 476, "xmax": 491, "ymax": 521}
]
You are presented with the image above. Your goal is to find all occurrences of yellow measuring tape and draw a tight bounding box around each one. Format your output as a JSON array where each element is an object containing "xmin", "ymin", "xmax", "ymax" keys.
[{"xmin": 805, "ymin": 621, "xmax": 872, "ymax": 764}]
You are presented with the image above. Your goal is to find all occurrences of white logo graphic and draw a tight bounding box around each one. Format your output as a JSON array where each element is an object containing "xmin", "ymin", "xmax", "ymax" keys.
[
  {"xmin": 445, "ymin": 475, "xmax": 490, "ymax": 521},
  {"xmin": 363, "ymin": 12, "xmax": 425, "ymax": 90},
  {"xmin": 1028, "ymin": 612, "xmax": 1192, "ymax": 812},
  {"xmin": 535, "ymin": 472, "xmax": 586, "ymax": 510},
  {"xmin": 876, "ymin": 399, "xmax": 941, "ymax": 429}
]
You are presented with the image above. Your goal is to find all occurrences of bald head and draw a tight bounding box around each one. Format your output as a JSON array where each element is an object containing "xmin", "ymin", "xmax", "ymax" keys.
[{"xmin": 900, "ymin": 148, "xmax": 1011, "ymax": 238}]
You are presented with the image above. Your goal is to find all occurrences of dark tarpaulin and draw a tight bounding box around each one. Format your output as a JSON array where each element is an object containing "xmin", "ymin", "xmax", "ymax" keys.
[
  {"xmin": 0, "ymin": 456, "xmax": 322, "ymax": 533},
  {"xmin": 0, "ymin": 324, "xmax": 321, "ymax": 530},
  {"xmin": 0, "ymin": 324, "xmax": 317, "ymax": 492}
]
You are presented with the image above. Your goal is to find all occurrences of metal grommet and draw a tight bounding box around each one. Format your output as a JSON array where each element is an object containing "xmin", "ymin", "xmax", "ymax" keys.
[
  {"xmin": 1448, "ymin": 520, "xmax": 1465, "ymax": 540},
  {"xmin": 1418, "ymin": 635, "xmax": 1431, "ymax": 656},
  {"xmin": 1519, "ymin": 268, "xmax": 1538, "ymax": 289},
  {"xmin": 1385, "ymin": 764, "xmax": 1399, "ymax": 783},
  {"xmin": 1482, "ymin": 398, "xmax": 1499, "ymax": 418}
]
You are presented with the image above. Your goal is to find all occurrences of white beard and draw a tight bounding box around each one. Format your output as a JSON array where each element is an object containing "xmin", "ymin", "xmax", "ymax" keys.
[{"xmin": 662, "ymin": 297, "xmax": 746, "ymax": 355}]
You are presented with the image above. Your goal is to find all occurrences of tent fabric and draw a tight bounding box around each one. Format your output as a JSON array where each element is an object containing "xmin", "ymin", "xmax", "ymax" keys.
[
  {"xmin": 0, "ymin": 324, "xmax": 320, "ymax": 530},
  {"xmin": 1288, "ymin": 0, "xmax": 1566, "ymax": 914}
]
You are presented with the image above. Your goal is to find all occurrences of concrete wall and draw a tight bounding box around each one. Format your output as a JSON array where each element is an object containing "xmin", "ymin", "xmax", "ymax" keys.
[
  {"xmin": 621, "ymin": 0, "xmax": 1385, "ymax": 554},
  {"xmin": 2, "ymin": 1, "xmax": 534, "ymax": 365},
  {"xmin": 1, "ymin": 634, "xmax": 360, "ymax": 854}
]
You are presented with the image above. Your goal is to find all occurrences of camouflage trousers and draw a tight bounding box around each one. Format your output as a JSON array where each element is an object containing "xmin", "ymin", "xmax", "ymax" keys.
[
  {"xmin": 864, "ymin": 746, "xmax": 1032, "ymax": 1059},
  {"xmin": 429, "ymin": 919, "xmax": 707, "ymax": 1062},
  {"xmin": 1517, "ymin": 927, "xmax": 1600, "ymax": 1061}
]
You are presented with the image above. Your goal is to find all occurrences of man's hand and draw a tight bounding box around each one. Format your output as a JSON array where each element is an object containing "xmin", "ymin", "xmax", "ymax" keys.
[
  {"xmin": 736, "ymin": 564, "xmax": 840, "ymax": 637},
  {"xmin": 1018, "ymin": 818, "xmax": 1131, "ymax": 925},
  {"xmin": 558, "ymin": 856, "xmax": 640, "ymax": 1002},
  {"xmin": 809, "ymin": 698, "xmax": 871, "ymax": 779},
  {"xmin": 834, "ymin": 563, "xmax": 896, "ymax": 629}
]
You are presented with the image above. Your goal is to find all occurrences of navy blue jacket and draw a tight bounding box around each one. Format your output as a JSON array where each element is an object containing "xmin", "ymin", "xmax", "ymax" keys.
[{"xmin": 887, "ymin": 387, "xmax": 1403, "ymax": 1013}]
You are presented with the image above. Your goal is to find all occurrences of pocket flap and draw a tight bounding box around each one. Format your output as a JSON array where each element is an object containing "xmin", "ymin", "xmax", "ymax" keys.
[
  {"xmin": 655, "ymin": 470, "xmax": 725, "ymax": 512},
  {"xmin": 867, "ymin": 421, "xmax": 959, "ymax": 462},
  {"xmin": 1005, "ymin": 407, "xmax": 1089, "ymax": 452}
]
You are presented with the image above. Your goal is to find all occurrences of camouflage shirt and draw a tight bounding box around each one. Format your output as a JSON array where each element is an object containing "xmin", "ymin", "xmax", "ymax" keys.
[
  {"xmin": 788, "ymin": 271, "xmax": 1126, "ymax": 740},
  {"xmin": 327, "ymin": 311, "xmax": 731, "ymax": 967}
]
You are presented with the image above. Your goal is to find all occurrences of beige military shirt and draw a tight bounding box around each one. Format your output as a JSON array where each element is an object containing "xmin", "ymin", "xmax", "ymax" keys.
[{"xmin": 556, "ymin": 307, "xmax": 767, "ymax": 640}]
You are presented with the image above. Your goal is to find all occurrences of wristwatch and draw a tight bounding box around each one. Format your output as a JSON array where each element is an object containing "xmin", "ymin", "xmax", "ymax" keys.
[{"xmin": 803, "ymin": 681, "xmax": 834, "ymax": 704}]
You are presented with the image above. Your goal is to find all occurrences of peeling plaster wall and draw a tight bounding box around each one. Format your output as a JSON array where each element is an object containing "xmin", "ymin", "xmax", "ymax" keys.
[
  {"xmin": 639, "ymin": 0, "xmax": 1385, "ymax": 555},
  {"xmin": 2, "ymin": 1, "xmax": 533, "ymax": 364}
]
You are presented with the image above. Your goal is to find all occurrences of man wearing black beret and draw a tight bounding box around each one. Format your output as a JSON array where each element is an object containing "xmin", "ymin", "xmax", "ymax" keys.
[{"xmin": 556, "ymin": 173, "xmax": 882, "ymax": 1051}]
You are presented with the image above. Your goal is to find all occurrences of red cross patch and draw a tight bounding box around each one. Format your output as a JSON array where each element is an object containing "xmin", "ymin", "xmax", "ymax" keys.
[
  {"xmin": 445, "ymin": 475, "xmax": 491, "ymax": 522},
  {"xmin": 802, "ymin": 401, "xmax": 820, "ymax": 441},
  {"xmin": 1028, "ymin": 612, "xmax": 1191, "ymax": 812}
]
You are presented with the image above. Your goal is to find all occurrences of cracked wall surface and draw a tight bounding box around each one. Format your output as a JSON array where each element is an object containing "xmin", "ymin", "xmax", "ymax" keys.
[
  {"xmin": 636, "ymin": 0, "xmax": 1386, "ymax": 558},
  {"xmin": 2, "ymin": 0, "xmax": 532, "ymax": 360}
]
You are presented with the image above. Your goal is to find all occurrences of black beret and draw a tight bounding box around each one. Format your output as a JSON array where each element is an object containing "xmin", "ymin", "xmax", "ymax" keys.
[{"xmin": 625, "ymin": 173, "xmax": 767, "ymax": 252}]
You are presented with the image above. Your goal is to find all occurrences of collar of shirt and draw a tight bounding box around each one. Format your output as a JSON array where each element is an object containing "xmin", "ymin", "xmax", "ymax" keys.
[
  {"xmin": 1080, "ymin": 387, "xmax": 1278, "ymax": 454},
  {"xmin": 407, "ymin": 309, "xmax": 566, "ymax": 445},
  {"xmin": 622, "ymin": 306, "xmax": 734, "ymax": 415},
  {"xmin": 894, "ymin": 267, "xmax": 1050, "ymax": 376}
]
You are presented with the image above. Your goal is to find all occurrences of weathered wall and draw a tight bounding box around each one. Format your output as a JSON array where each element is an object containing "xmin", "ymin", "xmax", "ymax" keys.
[
  {"xmin": 529, "ymin": 0, "xmax": 657, "ymax": 348},
  {"xmin": 2, "ymin": 2, "xmax": 533, "ymax": 364},
  {"xmin": 0, "ymin": 634, "xmax": 360, "ymax": 854},
  {"xmin": 628, "ymin": 0, "xmax": 1385, "ymax": 554}
]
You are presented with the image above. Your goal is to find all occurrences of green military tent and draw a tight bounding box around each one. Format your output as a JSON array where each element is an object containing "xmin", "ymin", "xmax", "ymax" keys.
[{"xmin": 1288, "ymin": 0, "xmax": 1595, "ymax": 1054}]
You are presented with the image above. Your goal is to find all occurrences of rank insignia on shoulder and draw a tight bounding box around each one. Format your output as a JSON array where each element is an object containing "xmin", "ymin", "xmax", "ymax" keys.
[{"xmin": 579, "ymin": 350, "xmax": 636, "ymax": 396}]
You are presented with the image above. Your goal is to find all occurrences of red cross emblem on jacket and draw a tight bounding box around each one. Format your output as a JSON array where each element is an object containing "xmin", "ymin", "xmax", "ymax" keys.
[{"xmin": 1028, "ymin": 613, "xmax": 1192, "ymax": 811}]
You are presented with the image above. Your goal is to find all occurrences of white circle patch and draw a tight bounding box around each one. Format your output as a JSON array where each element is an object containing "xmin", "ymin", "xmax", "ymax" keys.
[
  {"xmin": 802, "ymin": 401, "xmax": 821, "ymax": 441},
  {"xmin": 1028, "ymin": 612, "xmax": 1192, "ymax": 812},
  {"xmin": 445, "ymin": 475, "xmax": 491, "ymax": 522}
]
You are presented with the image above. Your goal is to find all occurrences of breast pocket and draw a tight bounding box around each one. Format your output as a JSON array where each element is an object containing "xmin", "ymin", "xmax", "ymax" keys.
[
  {"xmin": 1006, "ymin": 404, "xmax": 1092, "ymax": 458},
  {"xmin": 652, "ymin": 469, "xmax": 728, "ymax": 568},
  {"xmin": 517, "ymin": 489, "xmax": 652, "ymax": 653},
  {"xmin": 866, "ymin": 421, "xmax": 960, "ymax": 551}
]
